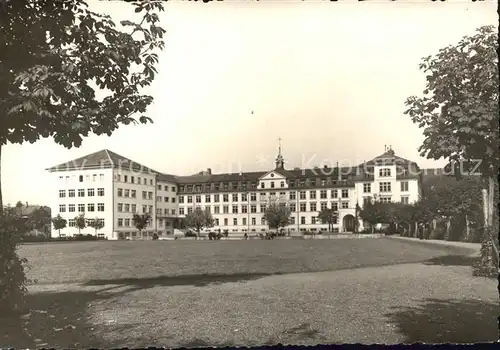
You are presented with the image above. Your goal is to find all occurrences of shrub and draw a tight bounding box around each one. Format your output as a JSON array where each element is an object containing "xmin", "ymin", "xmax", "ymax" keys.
[
  {"xmin": 429, "ymin": 226, "xmax": 446, "ymax": 240},
  {"xmin": 0, "ymin": 213, "xmax": 31, "ymax": 314}
]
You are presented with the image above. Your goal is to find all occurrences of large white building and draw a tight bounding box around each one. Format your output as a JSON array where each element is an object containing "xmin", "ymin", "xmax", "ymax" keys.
[{"xmin": 46, "ymin": 146, "xmax": 422, "ymax": 239}]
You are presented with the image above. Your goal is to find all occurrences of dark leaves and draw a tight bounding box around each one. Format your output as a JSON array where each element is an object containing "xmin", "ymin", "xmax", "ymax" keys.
[
  {"xmin": 1, "ymin": 0, "xmax": 165, "ymax": 149},
  {"xmin": 404, "ymin": 25, "xmax": 499, "ymax": 177}
]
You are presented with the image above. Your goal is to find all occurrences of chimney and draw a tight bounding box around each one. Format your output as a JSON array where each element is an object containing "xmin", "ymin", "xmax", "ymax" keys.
[
  {"xmin": 323, "ymin": 165, "xmax": 328, "ymax": 170},
  {"xmin": 207, "ymin": 168, "xmax": 212, "ymax": 175}
]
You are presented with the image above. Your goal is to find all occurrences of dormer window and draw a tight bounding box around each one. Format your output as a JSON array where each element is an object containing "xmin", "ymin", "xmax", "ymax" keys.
[
  {"xmin": 270, "ymin": 181, "xmax": 275, "ymax": 188},
  {"xmin": 223, "ymin": 183, "xmax": 229, "ymax": 190},
  {"xmin": 379, "ymin": 168, "xmax": 391, "ymax": 177}
]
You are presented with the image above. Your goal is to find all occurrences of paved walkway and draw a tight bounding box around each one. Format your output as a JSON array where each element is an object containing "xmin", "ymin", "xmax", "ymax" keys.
[{"xmin": 387, "ymin": 236, "xmax": 482, "ymax": 255}]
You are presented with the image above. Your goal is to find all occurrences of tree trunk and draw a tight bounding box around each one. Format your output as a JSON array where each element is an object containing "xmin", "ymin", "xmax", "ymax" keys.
[
  {"xmin": 465, "ymin": 214, "xmax": 470, "ymax": 241},
  {"xmin": 0, "ymin": 142, "xmax": 3, "ymax": 215},
  {"xmin": 445, "ymin": 219, "xmax": 451, "ymax": 240},
  {"xmin": 414, "ymin": 222, "xmax": 418, "ymax": 238},
  {"xmin": 58, "ymin": 229, "xmax": 61, "ymax": 238}
]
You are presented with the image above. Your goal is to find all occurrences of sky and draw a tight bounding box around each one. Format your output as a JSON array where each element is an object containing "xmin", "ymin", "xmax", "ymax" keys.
[{"xmin": 2, "ymin": 0, "xmax": 497, "ymax": 206}]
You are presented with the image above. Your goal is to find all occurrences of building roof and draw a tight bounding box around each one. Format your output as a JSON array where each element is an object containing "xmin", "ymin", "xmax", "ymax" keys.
[
  {"xmin": 46, "ymin": 149, "xmax": 160, "ymax": 174},
  {"xmin": 46, "ymin": 148, "xmax": 424, "ymax": 185}
]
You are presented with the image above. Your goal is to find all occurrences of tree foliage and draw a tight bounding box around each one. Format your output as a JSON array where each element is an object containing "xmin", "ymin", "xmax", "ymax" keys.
[
  {"xmin": 52, "ymin": 214, "xmax": 67, "ymax": 237},
  {"xmin": 404, "ymin": 25, "xmax": 498, "ymax": 177},
  {"xmin": 263, "ymin": 202, "xmax": 291, "ymax": 230},
  {"xmin": 87, "ymin": 217, "xmax": 104, "ymax": 236},
  {"xmin": 0, "ymin": 0, "xmax": 166, "ymax": 210},
  {"xmin": 318, "ymin": 208, "xmax": 337, "ymax": 232},
  {"xmin": 74, "ymin": 213, "xmax": 86, "ymax": 234},
  {"xmin": 184, "ymin": 208, "xmax": 214, "ymax": 234},
  {"xmin": 132, "ymin": 212, "xmax": 151, "ymax": 234}
]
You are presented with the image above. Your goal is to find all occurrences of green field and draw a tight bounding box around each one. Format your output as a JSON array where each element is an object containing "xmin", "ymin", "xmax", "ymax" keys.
[{"xmin": 2, "ymin": 237, "xmax": 497, "ymax": 348}]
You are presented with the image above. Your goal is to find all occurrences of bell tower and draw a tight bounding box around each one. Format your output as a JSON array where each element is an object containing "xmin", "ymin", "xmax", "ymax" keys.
[{"xmin": 275, "ymin": 137, "xmax": 285, "ymax": 169}]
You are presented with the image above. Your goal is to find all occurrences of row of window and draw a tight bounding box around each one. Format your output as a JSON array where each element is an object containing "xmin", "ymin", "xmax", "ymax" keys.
[
  {"xmin": 363, "ymin": 181, "xmax": 409, "ymax": 193},
  {"xmin": 67, "ymin": 218, "xmax": 105, "ymax": 227},
  {"xmin": 117, "ymin": 188, "xmax": 156, "ymax": 200},
  {"xmin": 178, "ymin": 178, "xmax": 351, "ymax": 193},
  {"xmin": 59, "ymin": 174, "xmax": 105, "ymax": 184},
  {"xmin": 117, "ymin": 204, "xmax": 177, "ymax": 216},
  {"xmin": 116, "ymin": 174, "xmax": 154, "ymax": 186},
  {"xmin": 156, "ymin": 196, "xmax": 176, "ymax": 203},
  {"xmin": 59, "ymin": 188, "xmax": 105, "ymax": 198},
  {"xmin": 59, "ymin": 203, "xmax": 105, "ymax": 213},
  {"xmin": 178, "ymin": 201, "xmax": 348, "ymax": 216},
  {"xmin": 117, "ymin": 218, "xmax": 153, "ymax": 228},
  {"xmin": 157, "ymin": 184, "xmax": 176, "ymax": 192},
  {"xmin": 211, "ymin": 215, "xmax": 337, "ymax": 227},
  {"xmin": 178, "ymin": 189, "xmax": 350, "ymax": 204},
  {"xmin": 363, "ymin": 196, "xmax": 409, "ymax": 204}
]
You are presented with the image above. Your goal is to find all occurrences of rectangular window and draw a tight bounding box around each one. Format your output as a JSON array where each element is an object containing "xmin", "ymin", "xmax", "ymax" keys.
[
  {"xmin": 125, "ymin": 219, "xmax": 130, "ymax": 227},
  {"xmin": 309, "ymin": 190, "xmax": 316, "ymax": 199},
  {"xmin": 59, "ymin": 204, "xmax": 66, "ymax": 212},
  {"xmin": 260, "ymin": 182, "xmax": 265, "ymax": 189},
  {"xmin": 86, "ymin": 188, "xmax": 94, "ymax": 197},
  {"xmin": 131, "ymin": 204, "xmax": 136, "ymax": 213},
  {"xmin": 148, "ymin": 192, "xmax": 153, "ymax": 200},
  {"xmin": 88, "ymin": 203, "xmax": 95, "ymax": 212},
  {"xmin": 261, "ymin": 217, "xmax": 266, "ymax": 225},
  {"xmin": 233, "ymin": 218, "xmax": 238, "ymax": 226},
  {"xmin": 321, "ymin": 202, "xmax": 328, "ymax": 210},
  {"xmin": 124, "ymin": 189, "xmax": 129, "ymax": 197},
  {"xmin": 223, "ymin": 194, "xmax": 229, "ymax": 202},
  {"xmin": 179, "ymin": 208, "xmax": 185, "ymax": 215},
  {"xmin": 171, "ymin": 209, "xmax": 176, "ymax": 215},
  {"xmin": 320, "ymin": 190, "xmax": 327, "ymax": 199},
  {"xmin": 118, "ymin": 218, "xmax": 123, "ymax": 227},
  {"xmin": 341, "ymin": 189, "xmax": 349, "ymax": 198},
  {"xmin": 232, "ymin": 194, "xmax": 238, "ymax": 202},
  {"xmin": 130, "ymin": 176, "xmax": 135, "ymax": 184},
  {"xmin": 179, "ymin": 196, "xmax": 184, "ymax": 204},
  {"xmin": 99, "ymin": 174, "xmax": 104, "ymax": 182},
  {"xmin": 59, "ymin": 190, "xmax": 66, "ymax": 198},
  {"xmin": 250, "ymin": 193, "xmax": 256, "ymax": 201},
  {"xmin": 379, "ymin": 168, "xmax": 391, "ymax": 177},
  {"xmin": 214, "ymin": 206, "xmax": 220, "ymax": 214},
  {"xmin": 149, "ymin": 205, "xmax": 153, "ymax": 214},
  {"xmin": 214, "ymin": 218, "xmax": 219, "ymax": 226},
  {"xmin": 250, "ymin": 205, "xmax": 257, "ymax": 213},
  {"xmin": 77, "ymin": 189, "xmax": 84, "ymax": 197},
  {"xmin": 241, "ymin": 205, "xmax": 248, "ymax": 213},
  {"xmin": 78, "ymin": 204, "xmax": 85, "ymax": 212},
  {"xmin": 310, "ymin": 203, "xmax": 317, "ymax": 212},
  {"xmin": 341, "ymin": 202, "xmax": 349, "ymax": 209},
  {"xmin": 68, "ymin": 219, "xmax": 75, "ymax": 227},
  {"xmin": 68, "ymin": 204, "xmax": 75, "ymax": 212},
  {"xmin": 290, "ymin": 203, "xmax": 296, "ymax": 212},
  {"xmin": 332, "ymin": 202, "xmax": 338, "ymax": 211},
  {"xmin": 379, "ymin": 182, "xmax": 391, "ymax": 193},
  {"xmin": 196, "ymin": 195, "xmax": 201, "ymax": 203},
  {"xmin": 331, "ymin": 190, "xmax": 337, "ymax": 198},
  {"xmin": 301, "ymin": 217, "xmax": 306, "ymax": 225},
  {"xmin": 312, "ymin": 217, "xmax": 316, "ymax": 225},
  {"xmin": 300, "ymin": 203, "xmax": 307, "ymax": 212},
  {"xmin": 97, "ymin": 188, "xmax": 104, "ymax": 196},
  {"xmin": 118, "ymin": 188, "xmax": 123, "ymax": 197},
  {"xmin": 289, "ymin": 191, "xmax": 296, "ymax": 200},
  {"xmin": 97, "ymin": 203, "xmax": 104, "ymax": 212},
  {"xmin": 270, "ymin": 182, "xmax": 275, "ymax": 189},
  {"xmin": 130, "ymin": 190, "xmax": 135, "ymax": 198},
  {"xmin": 214, "ymin": 194, "xmax": 220, "ymax": 203},
  {"xmin": 223, "ymin": 205, "xmax": 229, "ymax": 214},
  {"xmin": 299, "ymin": 191, "xmax": 306, "ymax": 200},
  {"xmin": 232, "ymin": 205, "xmax": 238, "ymax": 214},
  {"xmin": 260, "ymin": 204, "xmax": 267, "ymax": 212},
  {"xmin": 164, "ymin": 197, "xmax": 169, "ymax": 202},
  {"xmin": 380, "ymin": 196, "xmax": 392, "ymax": 203},
  {"xmin": 187, "ymin": 195, "xmax": 193, "ymax": 203},
  {"xmin": 150, "ymin": 179, "xmax": 153, "ymax": 186},
  {"xmin": 400, "ymin": 181, "xmax": 409, "ymax": 192},
  {"xmin": 251, "ymin": 217, "xmax": 256, "ymax": 226},
  {"xmin": 241, "ymin": 193, "xmax": 247, "ymax": 202},
  {"xmin": 363, "ymin": 183, "xmax": 371, "ymax": 193},
  {"xmin": 280, "ymin": 181, "xmax": 285, "ymax": 188},
  {"xmin": 205, "ymin": 195, "xmax": 211, "ymax": 203},
  {"xmin": 401, "ymin": 196, "xmax": 409, "ymax": 204}
]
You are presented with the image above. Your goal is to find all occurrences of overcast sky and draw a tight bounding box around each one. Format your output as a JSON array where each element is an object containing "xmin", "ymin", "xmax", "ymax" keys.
[{"xmin": 2, "ymin": 0, "xmax": 497, "ymax": 206}]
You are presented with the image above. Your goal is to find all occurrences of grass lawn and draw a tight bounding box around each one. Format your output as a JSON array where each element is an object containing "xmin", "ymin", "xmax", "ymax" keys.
[{"xmin": 2, "ymin": 237, "xmax": 497, "ymax": 347}]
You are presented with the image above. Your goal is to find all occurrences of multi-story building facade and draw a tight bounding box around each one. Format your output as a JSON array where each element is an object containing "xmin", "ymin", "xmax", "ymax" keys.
[{"xmin": 47, "ymin": 146, "xmax": 422, "ymax": 239}]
